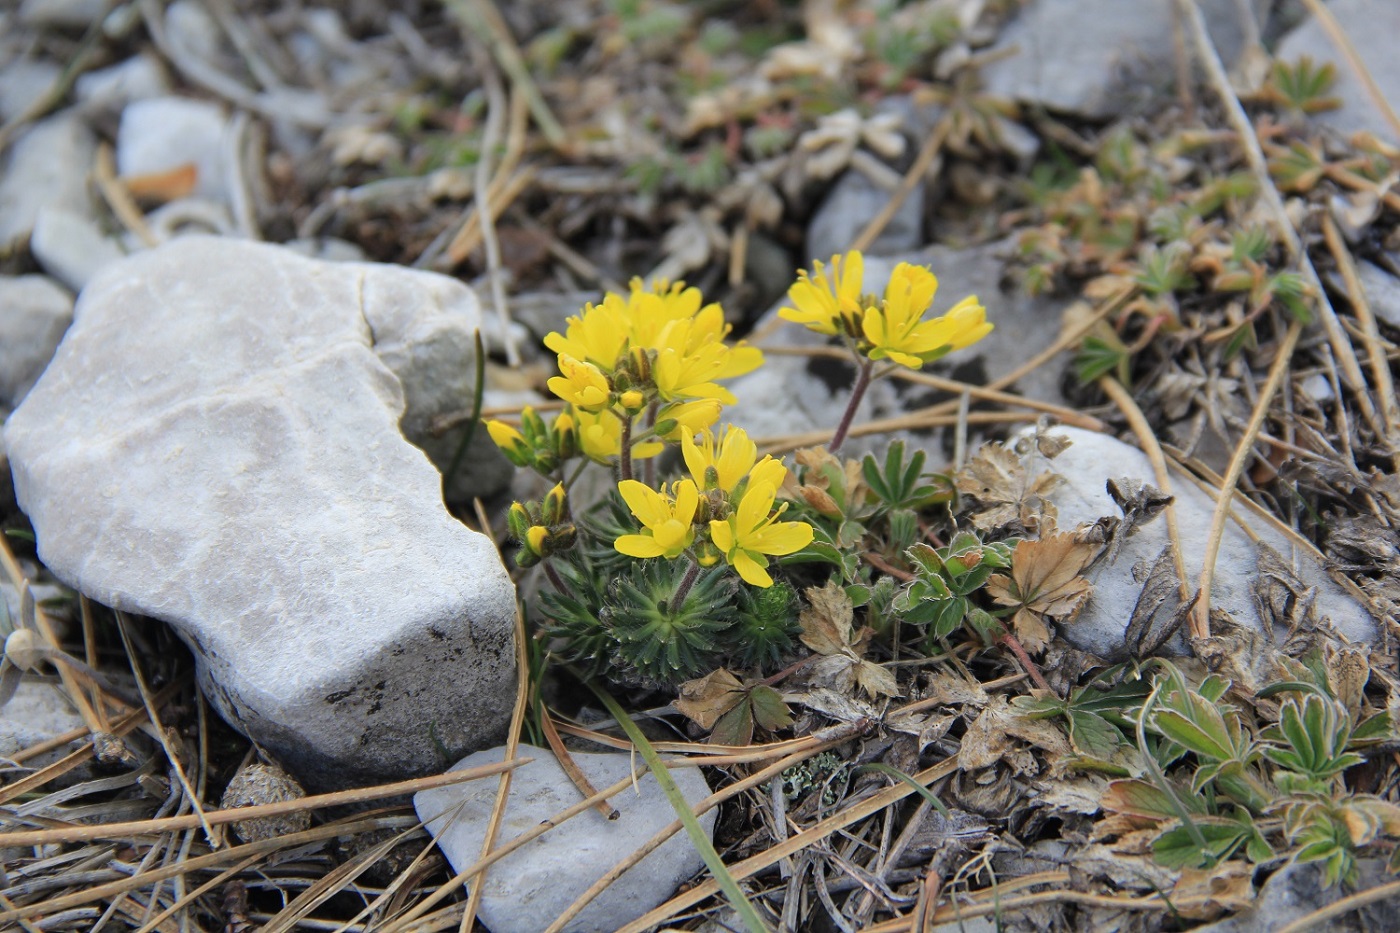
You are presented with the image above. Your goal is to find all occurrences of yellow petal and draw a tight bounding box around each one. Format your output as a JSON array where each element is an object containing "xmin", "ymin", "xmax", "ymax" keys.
[
  {"xmin": 615, "ymin": 534, "xmax": 666, "ymax": 558},
  {"xmin": 618, "ymin": 479, "xmax": 667, "ymax": 528},
  {"xmin": 709, "ymin": 519, "xmax": 736, "ymax": 552},
  {"xmin": 751, "ymin": 519, "xmax": 814, "ymax": 556},
  {"xmin": 733, "ymin": 550, "xmax": 774, "ymax": 587}
]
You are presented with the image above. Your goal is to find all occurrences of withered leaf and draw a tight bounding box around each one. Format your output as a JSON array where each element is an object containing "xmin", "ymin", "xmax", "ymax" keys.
[
  {"xmin": 1123, "ymin": 545, "xmax": 1192, "ymax": 659},
  {"xmin": 956, "ymin": 442, "xmax": 1061, "ymax": 533},
  {"xmin": 1170, "ymin": 862, "xmax": 1256, "ymax": 922},
  {"xmin": 676, "ymin": 668, "xmax": 746, "ymax": 730},
  {"xmin": 959, "ymin": 696, "xmax": 1072, "ymax": 772},
  {"xmin": 799, "ymin": 582, "xmax": 899, "ymax": 698},
  {"xmin": 986, "ymin": 533, "xmax": 1097, "ymax": 623},
  {"xmin": 1103, "ymin": 477, "xmax": 1174, "ymax": 565}
]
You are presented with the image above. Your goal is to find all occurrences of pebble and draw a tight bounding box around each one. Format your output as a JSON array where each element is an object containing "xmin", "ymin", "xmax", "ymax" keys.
[
  {"xmin": 0, "ymin": 59, "xmax": 60, "ymax": 122},
  {"xmin": 980, "ymin": 0, "xmax": 1257, "ymax": 119},
  {"xmin": 116, "ymin": 97, "xmax": 231, "ymax": 203},
  {"xmin": 0, "ymin": 681, "xmax": 86, "ymax": 769},
  {"xmin": 806, "ymin": 167, "xmax": 923, "ymax": 262},
  {"xmin": 1023, "ymin": 426, "xmax": 1378, "ymax": 658},
  {"xmin": 1355, "ymin": 260, "xmax": 1400, "ymax": 329},
  {"xmin": 17, "ymin": 0, "xmax": 109, "ymax": 28},
  {"xmin": 74, "ymin": 54, "xmax": 171, "ymax": 113},
  {"xmin": 0, "ymin": 113, "xmax": 98, "ymax": 251},
  {"xmin": 0, "ymin": 275, "xmax": 74, "ymax": 409},
  {"xmin": 30, "ymin": 207, "xmax": 126, "ymax": 292},
  {"xmin": 4, "ymin": 237, "xmax": 518, "ymax": 789},
  {"xmin": 1276, "ymin": 0, "xmax": 1400, "ymax": 146},
  {"xmin": 1193, "ymin": 858, "xmax": 1398, "ymax": 933},
  {"xmin": 415, "ymin": 744, "xmax": 714, "ymax": 933}
]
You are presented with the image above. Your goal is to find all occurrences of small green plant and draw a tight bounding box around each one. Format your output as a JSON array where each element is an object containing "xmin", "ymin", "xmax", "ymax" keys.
[{"xmin": 1264, "ymin": 55, "xmax": 1341, "ymax": 116}]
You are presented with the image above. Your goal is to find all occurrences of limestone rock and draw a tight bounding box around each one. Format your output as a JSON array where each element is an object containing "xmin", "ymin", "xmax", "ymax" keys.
[
  {"xmin": 4, "ymin": 238, "xmax": 518, "ymax": 788},
  {"xmin": 1023, "ymin": 427, "xmax": 1377, "ymax": 658},
  {"xmin": 981, "ymin": 0, "xmax": 1258, "ymax": 119},
  {"xmin": 416, "ymin": 745, "xmax": 714, "ymax": 933},
  {"xmin": 0, "ymin": 113, "xmax": 98, "ymax": 250},
  {"xmin": 75, "ymin": 54, "xmax": 171, "ymax": 113},
  {"xmin": 1276, "ymin": 0, "xmax": 1400, "ymax": 146},
  {"xmin": 1356, "ymin": 260, "xmax": 1400, "ymax": 329},
  {"xmin": 0, "ymin": 275, "xmax": 74, "ymax": 409}
]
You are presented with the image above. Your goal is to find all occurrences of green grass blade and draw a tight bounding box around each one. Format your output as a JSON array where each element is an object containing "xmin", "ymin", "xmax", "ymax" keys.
[{"xmin": 590, "ymin": 684, "xmax": 771, "ymax": 933}]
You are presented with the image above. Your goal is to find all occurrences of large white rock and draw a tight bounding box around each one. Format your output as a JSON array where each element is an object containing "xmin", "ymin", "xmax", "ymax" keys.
[
  {"xmin": 416, "ymin": 745, "xmax": 714, "ymax": 933},
  {"xmin": 1277, "ymin": 0, "xmax": 1400, "ymax": 147},
  {"xmin": 1026, "ymin": 427, "xmax": 1378, "ymax": 657},
  {"xmin": 4, "ymin": 238, "xmax": 519, "ymax": 788}
]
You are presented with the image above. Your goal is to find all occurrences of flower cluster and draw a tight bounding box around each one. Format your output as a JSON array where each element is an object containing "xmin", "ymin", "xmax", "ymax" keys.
[
  {"xmin": 616, "ymin": 425, "xmax": 813, "ymax": 587},
  {"xmin": 781, "ymin": 251, "xmax": 992, "ymax": 369}
]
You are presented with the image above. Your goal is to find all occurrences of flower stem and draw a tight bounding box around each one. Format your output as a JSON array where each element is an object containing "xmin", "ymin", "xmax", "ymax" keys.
[
  {"xmin": 618, "ymin": 411, "xmax": 634, "ymax": 482},
  {"xmin": 543, "ymin": 560, "xmax": 568, "ymax": 594},
  {"xmin": 828, "ymin": 356, "xmax": 874, "ymax": 455},
  {"xmin": 671, "ymin": 557, "xmax": 700, "ymax": 608}
]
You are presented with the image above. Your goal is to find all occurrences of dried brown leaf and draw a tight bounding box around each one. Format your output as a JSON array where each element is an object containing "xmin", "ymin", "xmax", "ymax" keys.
[
  {"xmin": 1170, "ymin": 862, "xmax": 1255, "ymax": 921},
  {"xmin": 986, "ymin": 533, "xmax": 1097, "ymax": 621},
  {"xmin": 799, "ymin": 580, "xmax": 855, "ymax": 657},
  {"xmin": 676, "ymin": 668, "xmax": 746, "ymax": 730}
]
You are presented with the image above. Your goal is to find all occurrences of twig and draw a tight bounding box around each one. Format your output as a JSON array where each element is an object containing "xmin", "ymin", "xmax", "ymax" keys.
[
  {"xmin": 93, "ymin": 144, "xmax": 159, "ymax": 247},
  {"xmin": 0, "ymin": 758, "xmax": 526, "ymax": 848},
  {"xmin": 442, "ymin": 0, "xmax": 566, "ymax": 150},
  {"xmin": 1321, "ymin": 214, "xmax": 1400, "ymax": 466},
  {"xmin": 460, "ymin": 600, "xmax": 533, "ymax": 932},
  {"xmin": 615, "ymin": 756, "xmax": 961, "ymax": 933},
  {"xmin": 464, "ymin": 48, "xmax": 519, "ymax": 369},
  {"xmin": 1192, "ymin": 319, "xmax": 1303, "ymax": 639},
  {"xmin": 850, "ymin": 118, "xmax": 951, "ymax": 255}
]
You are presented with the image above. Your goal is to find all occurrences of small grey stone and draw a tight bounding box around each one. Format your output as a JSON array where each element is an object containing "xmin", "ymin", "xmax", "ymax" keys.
[
  {"xmin": 1276, "ymin": 0, "xmax": 1400, "ymax": 146},
  {"xmin": 0, "ymin": 275, "xmax": 74, "ymax": 409},
  {"xmin": 75, "ymin": 54, "xmax": 171, "ymax": 112},
  {"xmin": 981, "ymin": 0, "xmax": 1259, "ymax": 119},
  {"xmin": 116, "ymin": 97, "xmax": 230, "ymax": 202},
  {"xmin": 30, "ymin": 208, "xmax": 126, "ymax": 292},
  {"xmin": 1024, "ymin": 426, "xmax": 1377, "ymax": 657},
  {"xmin": 0, "ymin": 113, "xmax": 98, "ymax": 251},
  {"xmin": 1298, "ymin": 372, "xmax": 1334, "ymax": 405},
  {"xmin": 806, "ymin": 167, "xmax": 923, "ymax": 262},
  {"xmin": 17, "ymin": 0, "xmax": 109, "ymax": 27},
  {"xmin": 0, "ymin": 681, "xmax": 85, "ymax": 764},
  {"xmin": 4, "ymin": 238, "xmax": 518, "ymax": 789},
  {"xmin": 1356, "ymin": 260, "xmax": 1400, "ymax": 329},
  {"xmin": 220, "ymin": 762, "xmax": 311, "ymax": 843},
  {"xmin": 165, "ymin": 0, "xmax": 225, "ymax": 62},
  {"xmin": 1, "ymin": 59, "xmax": 61, "ymax": 123},
  {"xmin": 416, "ymin": 745, "xmax": 714, "ymax": 933}
]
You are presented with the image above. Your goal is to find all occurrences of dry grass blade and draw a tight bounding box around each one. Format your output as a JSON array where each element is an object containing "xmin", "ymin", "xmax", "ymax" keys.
[
  {"xmin": 0, "ymin": 758, "xmax": 526, "ymax": 848},
  {"xmin": 850, "ymin": 117, "xmax": 951, "ymax": 255},
  {"xmin": 541, "ymin": 710, "xmax": 618, "ymax": 820},
  {"xmin": 615, "ymin": 757, "xmax": 961, "ymax": 933},
  {"xmin": 1193, "ymin": 319, "xmax": 1304, "ymax": 638},
  {"xmin": 1273, "ymin": 877, "xmax": 1400, "ymax": 933}
]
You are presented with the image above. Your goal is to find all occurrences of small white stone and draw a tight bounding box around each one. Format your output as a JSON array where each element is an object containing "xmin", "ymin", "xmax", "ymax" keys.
[
  {"xmin": 116, "ymin": 97, "xmax": 231, "ymax": 202},
  {"xmin": 0, "ymin": 60, "xmax": 61, "ymax": 123},
  {"xmin": 1023, "ymin": 426, "xmax": 1377, "ymax": 657},
  {"xmin": 17, "ymin": 0, "xmax": 109, "ymax": 27},
  {"xmin": 30, "ymin": 208, "xmax": 126, "ymax": 292},
  {"xmin": 0, "ymin": 275, "xmax": 74, "ymax": 409},
  {"xmin": 75, "ymin": 54, "xmax": 170, "ymax": 112},
  {"xmin": 0, "ymin": 113, "xmax": 98, "ymax": 250},
  {"xmin": 416, "ymin": 745, "xmax": 714, "ymax": 933}
]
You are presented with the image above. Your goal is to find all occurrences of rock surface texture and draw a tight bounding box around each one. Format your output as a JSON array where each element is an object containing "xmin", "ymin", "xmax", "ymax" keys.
[
  {"xmin": 1028, "ymin": 427, "xmax": 1378, "ymax": 657},
  {"xmin": 416, "ymin": 745, "xmax": 714, "ymax": 933},
  {"xmin": 1276, "ymin": 0, "xmax": 1400, "ymax": 146},
  {"xmin": 981, "ymin": 0, "xmax": 1257, "ymax": 119},
  {"xmin": 4, "ymin": 238, "xmax": 518, "ymax": 788},
  {"xmin": 0, "ymin": 274, "xmax": 74, "ymax": 410}
]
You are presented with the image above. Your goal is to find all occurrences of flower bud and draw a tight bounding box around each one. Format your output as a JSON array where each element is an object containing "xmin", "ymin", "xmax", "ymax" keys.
[
  {"xmin": 542, "ymin": 483, "xmax": 568, "ymax": 526},
  {"xmin": 525, "ymin": 525, "xmax": 549, "ymax": 557},
  {"xmin": 619, "ymin": 389, "xmax": 645, "ymax": 413},
  {"xmin": 486, "ymin": 420, "xmax": 531, "ymax": 467},
  {"xmin": 507, "ymin": 501, "xmax": 533, "ymax": 541},
  {"xmin": 552, "ymin": 410, "xmax": 578, "ymax": 460}
]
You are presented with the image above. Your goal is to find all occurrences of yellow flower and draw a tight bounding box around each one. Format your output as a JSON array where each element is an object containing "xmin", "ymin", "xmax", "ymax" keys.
[
  {"xmin": 780, "ymin": 252, "xmax": 864, "ymax": 336},
  {"xmin": 709, "ymin": 482, "xmax": 813, "ymax": 587},
  {"xmin": 547, "ymin": 354, "xmax": 612, "ymax": 411},
  {"xmin": 862, "ymin": 264, "xmax": 991, "ymax": 369},
  {"xmin": 574, "ymin": 408, "xmax": 662, "ymax": 463},
  {"xmin": 615, "ymin": 479, "xmax": 700, "ymax": 559},
  {"xmin": 682, "ymin": 425, "xmax": 756, "ymax": 492},
  {"xmin": 544, "ymin": 297, "xmax": 630, "ymax": 371},
  {"xmin": 654, "ymin": 398, "xmax": 723, "ymax": 441},
  {"xmin": 485, "ymin": 418, "xmax": 528, "ymax": 462}
]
